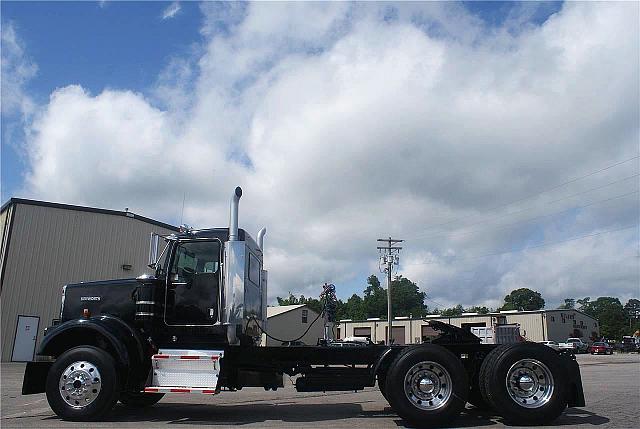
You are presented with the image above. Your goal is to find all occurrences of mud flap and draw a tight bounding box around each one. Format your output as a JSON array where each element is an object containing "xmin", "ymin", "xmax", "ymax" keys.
[
  {"xmin": 560, "ymin": 351, "xmax": 585, "ymax": 407},
  {"xmin": 22, "ymin": 361, "xmax": 53, "ymax": 394}
]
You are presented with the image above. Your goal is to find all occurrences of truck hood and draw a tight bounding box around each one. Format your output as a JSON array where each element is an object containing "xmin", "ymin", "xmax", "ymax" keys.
[{"xmin": 62, "ymin": 278, "xmax": 143, "ymax": 322}]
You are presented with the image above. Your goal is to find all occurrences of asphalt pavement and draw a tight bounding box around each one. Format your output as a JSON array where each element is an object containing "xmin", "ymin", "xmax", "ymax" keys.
[{"xmin": 1, "ymin": 353, "xmax": 638, "ymax": 428}]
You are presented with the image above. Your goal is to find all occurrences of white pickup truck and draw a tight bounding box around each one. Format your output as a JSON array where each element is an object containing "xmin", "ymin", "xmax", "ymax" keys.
[{"xmin": 559, "ymin": 338, "xmax": 589, "ymax": 353}]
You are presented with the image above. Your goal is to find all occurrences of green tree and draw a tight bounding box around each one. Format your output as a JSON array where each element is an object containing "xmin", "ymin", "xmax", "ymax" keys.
[
  {"xmin": 623, "ymin": 299, "xmax": 640, "ymax": 319},
  {"xmin": 581, "ymin": 297, "xmax": 628, "ymax": 340},
  {"xmin": 465, "ymin": 305, "xmax": 491, "ymax": 314},
  {"xmin": 276, "ymin": 293, "xmax": 323, "ymax": 314},
  {"xmin": 362, "ymin": 274, "xmax": 428, "ymax": 319},
  {"xmin": 277, "ymin": 293, "xmax": 299, "ymax": 306},
  {"xmin": 440, "ymin": 304, "xmax": 464, "ymax": 317},
  {"xmin": 363, "ymin": 275, "xmax": 388, "ymax": 318},
  {"xmin": 390, "ymin": 275, "xmax": 428, "ymax": 318},
  {"xmin": 576, "ymin": 297, "xmax": 591, "ymax": 310},
  {"xmin": 341, "ymin": 294, "xmax": 366, "ymax": 320},
  {"xmin": 623, "ymin": 299, "xmax": 640, "ymax": 335},
  {"xmin": 499, "ymin": 288, "xmax": 545, "ymax": 311},
  {"xmin": 558, "ymin": 298, "xmax": 575, "ymax": 309}
]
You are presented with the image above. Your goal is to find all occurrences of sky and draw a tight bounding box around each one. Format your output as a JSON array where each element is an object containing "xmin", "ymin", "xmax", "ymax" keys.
[{"xmin": 1, "ymin": 1, "xmax": 638, "ymax": 310}]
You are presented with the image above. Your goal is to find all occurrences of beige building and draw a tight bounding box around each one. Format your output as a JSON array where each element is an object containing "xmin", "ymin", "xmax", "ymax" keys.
[
  {"xmin": 1, "ymin": 198, "xmax": 177, "ymax": 362},
  {"xmin": 336, "ymin": 309, "xmax": 599, "ymax": 345},
  {"xmin": 263, "ymin": 304, "xmax": 324, "ymax": 346}
]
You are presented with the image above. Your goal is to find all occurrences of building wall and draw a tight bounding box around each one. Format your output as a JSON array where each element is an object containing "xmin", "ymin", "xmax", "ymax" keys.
[
  {"xmin": 337, "ymin": 309, "xmax": 599, "ymax": 345},
  {"xmin": 264, "ymin": 306, "xmax": 324, "ymax": 346},
  {"xmin": 0, "ymin": 203, "xmax": 176, "ymax": 361},
  {"xmin": 544, "ymin": 310, "xmax": 600, "ymax": 342},
  {"xmin": 0, "ymin": 204, "xmax": 13, "ymax": 288}
]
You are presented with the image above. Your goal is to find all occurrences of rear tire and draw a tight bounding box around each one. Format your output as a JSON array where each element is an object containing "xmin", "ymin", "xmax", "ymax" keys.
[
  {"xmin": 478, "ymin": 344, "xmax": 517, "ymax": 410},
  {"xmin": 385, "ymin": 345, "xmax": 468, "ymax": 427},
  {"xmin": 46, "ymin": 346, "xmax": 120, "ymax": 421},
  {"xmin": 482, "ymin": 342, "xmax": 568, "ymax": 425},
  {"xmin": 378, "ymin": 374, "xmax": 388, "ymax": 401},
  {"xmin": 119, "ymin": 392, "xmax": 164, "ymax": 408}
]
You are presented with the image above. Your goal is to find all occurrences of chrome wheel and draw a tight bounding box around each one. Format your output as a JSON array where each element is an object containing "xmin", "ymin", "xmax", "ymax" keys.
[
  {"xmin": 505, "ymin": 358, "xmax": 554, "ymax": 409},
  {"xmin": 404, "ymin": 361, "xmax": 452, "ymax": 410},
  {"xmin": 59, "ymin": 361, "xmax": 102, "ymax": 409}
]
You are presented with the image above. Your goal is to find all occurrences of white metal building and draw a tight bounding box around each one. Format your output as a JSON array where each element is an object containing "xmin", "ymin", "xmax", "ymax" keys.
[
  {"xmin": 0, "ymin": 198, "xmax": 178, "ymax": 362},
  {"xmin": 336, "ymin": 309, "xmax": 599, "ymax": 345},
  {"xmin": 263, "ymin": 304, "xmax": 324, "ymax": 346}
]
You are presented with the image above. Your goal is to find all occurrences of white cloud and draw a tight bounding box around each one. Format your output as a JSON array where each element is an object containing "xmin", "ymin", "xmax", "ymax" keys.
[
  {"xmin": 161, "ymin": 2, "xmax": 181, "ymax": 20},
  {"xmin": 15, "ymin": 2, "xmax": 640, "ymax": 305},
  {"xmin": 1, "ymin": 22, "xmax": 37, "ymax": 117}
]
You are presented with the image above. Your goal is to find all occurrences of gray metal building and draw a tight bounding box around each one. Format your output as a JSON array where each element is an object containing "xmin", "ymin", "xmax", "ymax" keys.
[
  {"xmin": 262, "ymin": 305, "xmax": 324, "ymax": 346},
  {"xmin": 0, "ymin": 198, "xmax": 177, "ymax": 362}
]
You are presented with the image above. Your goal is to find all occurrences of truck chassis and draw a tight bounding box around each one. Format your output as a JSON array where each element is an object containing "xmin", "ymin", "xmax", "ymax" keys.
[{"xmin": 23, "ymin": 320, "xmax": 584, "ymax": 427}]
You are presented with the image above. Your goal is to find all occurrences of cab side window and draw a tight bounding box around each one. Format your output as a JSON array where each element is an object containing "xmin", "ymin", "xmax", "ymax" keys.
[{"xmin": 172, "ymin": 241, "xmax": 220, "ymax": 282}]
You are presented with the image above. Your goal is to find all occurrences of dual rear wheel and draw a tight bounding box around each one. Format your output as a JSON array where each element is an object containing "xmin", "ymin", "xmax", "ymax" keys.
[
  {"xmin": 384, "ymin": 343, "xmax": 569, "ymax": 427},
  {"xmin": 384, "ymin": 345, "xmax": 469, "ymax": 427},
  {"xmin": 478, "ymin": 343, "xmax": 568, "ymax": 425}
]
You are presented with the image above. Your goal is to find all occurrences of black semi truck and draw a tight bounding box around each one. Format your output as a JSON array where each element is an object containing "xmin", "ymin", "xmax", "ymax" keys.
[{"xmin": 22, "ymin": 187, "xmax": 585, "ymax": 427}]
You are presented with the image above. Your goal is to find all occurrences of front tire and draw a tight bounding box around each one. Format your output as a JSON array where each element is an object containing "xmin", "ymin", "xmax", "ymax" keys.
[
  {"xmin": 46, "ymin": 346, "xmax": 120, "ymax": 421},
  {"xmin": 385, "ymin": 345, "xmax": 468, "ymax": 427},
  {"xmin": 482, "ymin": 343, "xmax": 568, "ymax": 425}
]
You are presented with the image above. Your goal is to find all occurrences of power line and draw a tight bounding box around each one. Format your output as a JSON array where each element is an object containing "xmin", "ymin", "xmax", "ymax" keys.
[
  {"xmin": 413, "ymin": 189, "xmax": 638, "ymax": 242},
  {"xmin": 410, "ymin": 155, "xmax": 639, "ymax": 236},
  {"xmin": 412, "ymin": 173, "xmax": 639, "ymax": 240},
  {"xmin": 405, "ymin": 223, "xmax": 638, "ymax": 266},
  {"xmin": 424, "ymin": 295, "xmax": 448, "ymax": 310}
]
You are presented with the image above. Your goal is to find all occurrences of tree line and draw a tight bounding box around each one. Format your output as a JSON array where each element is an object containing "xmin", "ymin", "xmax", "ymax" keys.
[
  {"xmin": 276, "ymin": 276, "xmax": 541, "ymax": 320},
  {"xmin": 559, "ymin": 297, "xmax": 640, "ymax": 340},
  {"xmin": 277, "ymin": 275, "xmax": 640, "ymax": 340}
]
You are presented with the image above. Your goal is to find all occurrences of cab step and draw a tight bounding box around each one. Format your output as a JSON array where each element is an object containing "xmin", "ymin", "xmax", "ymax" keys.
[
  {"xmin": 151, "ymin": 349, "xmax": 224, "ymax": 388},
  {"xmin": 144, "ymin": 387, "xmax": 219, "ymax": 395}
]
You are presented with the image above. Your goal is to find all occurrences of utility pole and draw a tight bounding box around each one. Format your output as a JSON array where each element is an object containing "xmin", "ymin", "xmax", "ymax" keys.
[{"xmin": 378, "ymin": 237, "xmax": 403, "ymax": 345}]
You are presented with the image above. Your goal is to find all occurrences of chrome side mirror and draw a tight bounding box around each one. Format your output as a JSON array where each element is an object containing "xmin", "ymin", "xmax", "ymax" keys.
[{"xmin": 148, "ymin": 233, "xmax": 160, "ymax": 268}]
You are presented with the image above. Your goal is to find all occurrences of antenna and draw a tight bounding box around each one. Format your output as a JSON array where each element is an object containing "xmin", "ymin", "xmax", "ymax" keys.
[{"xmin": 180, "ymin": 193, "xmax": 186, "ymax": 226}]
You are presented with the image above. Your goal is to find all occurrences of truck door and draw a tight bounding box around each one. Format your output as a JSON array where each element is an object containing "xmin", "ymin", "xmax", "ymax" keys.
[{"xmin": 164, "ymin": 239, "xmax": 221, "ymax": 326}]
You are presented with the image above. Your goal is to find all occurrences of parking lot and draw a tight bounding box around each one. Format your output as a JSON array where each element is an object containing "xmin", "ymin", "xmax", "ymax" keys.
[{"xmin": 2, "ymin": 353, "xmax": 638, "ymax": 428}]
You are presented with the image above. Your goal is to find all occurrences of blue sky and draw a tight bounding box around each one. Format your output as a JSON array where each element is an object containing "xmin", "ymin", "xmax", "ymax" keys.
[
  {"xmin": 2, "ymin": 1, "xmax": 203, "ymax": 199},
  {"xmin": 1, "ymin": 1, "xmax": 637, "ymax": 306},
  {"xmin": 1, "ymin": 1, "xmax": 564, "ymax": 202}
]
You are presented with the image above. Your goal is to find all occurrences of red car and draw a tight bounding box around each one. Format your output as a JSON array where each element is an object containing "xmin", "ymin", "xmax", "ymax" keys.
[{"xmin": 589, "ymin": 342, "xmax": 613, "ymax": 355}]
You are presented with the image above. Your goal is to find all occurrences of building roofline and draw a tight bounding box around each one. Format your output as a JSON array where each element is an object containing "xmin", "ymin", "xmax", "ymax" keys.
[
  {"xmin": 266, "ymin": 304, "xmax": 308, "ymax": 318},
  {"xmin": 339, "ymin": 308, "xmax": 598, "ymax": 324},
  {"xmin": 1, "ymin": 197, "xmax": 179, "ymax": 232}
]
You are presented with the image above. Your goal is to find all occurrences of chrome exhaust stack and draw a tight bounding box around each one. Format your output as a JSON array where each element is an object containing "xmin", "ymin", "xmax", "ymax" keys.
[
  {"xmin": 223, "ymin": 186, "xmax": 268, "ymax": 346},
  {"xmin": 257, "ymin": 227, "xmax": 267, "ymax": 251},
  {"xmin": 229, "ymin": 186, "xmax": 242, "ymax": 241}
]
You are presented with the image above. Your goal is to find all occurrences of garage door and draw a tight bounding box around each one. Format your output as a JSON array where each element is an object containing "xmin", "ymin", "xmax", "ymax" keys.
[
  {"xmin": 385, "ymin": 326, "xmax": 406, "ymax": 345},
  {"xmin": 421, "ymin": 325, "xmax": 438, "ymax": 342},
  {"xmin": 353, "ymin": 327, "xmax": 372, "ymax": 340}
]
